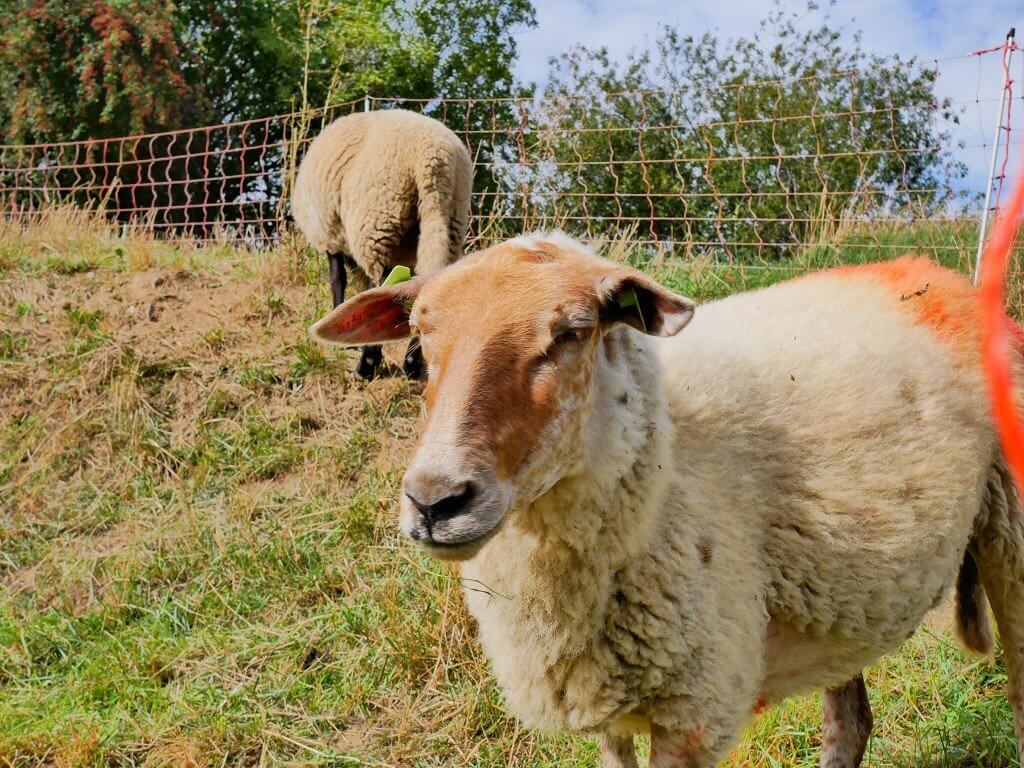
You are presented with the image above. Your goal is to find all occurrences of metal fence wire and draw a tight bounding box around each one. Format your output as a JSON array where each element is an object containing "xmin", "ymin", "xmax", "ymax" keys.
[{"xmin": 0, "ymin": 40, "xmax": 1020, "ymax": 261}]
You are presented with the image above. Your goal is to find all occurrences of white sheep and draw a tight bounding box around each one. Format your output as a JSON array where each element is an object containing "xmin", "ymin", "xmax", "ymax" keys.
[
  {"xmin": 292, "ymin": 108, "xmax": 473, "ymax": 379},
  {"xmin": 309, "ymin": 233, "xmax": 1024, "ymax": 767}
]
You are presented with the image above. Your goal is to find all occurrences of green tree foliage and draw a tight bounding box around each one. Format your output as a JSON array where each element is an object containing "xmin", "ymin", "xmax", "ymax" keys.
[
  {"xmin": 0, "ymin": 0, "xmax": 534, "ymax": 238},
  {"xmin": 0, "ymin": 0, "xmax": 536, "ymax": 142},
  {"xmin": 530, "ymin": 2, "xmax": 965, "ymax": 258},
  {"xmin": 0, "ymin": 0, "xmax": 191, "ymax": 142}
]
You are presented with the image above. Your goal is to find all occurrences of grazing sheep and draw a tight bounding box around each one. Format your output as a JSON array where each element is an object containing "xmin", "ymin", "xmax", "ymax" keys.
[
  {"xmin": 292, "ymin": 108, "xmax": 473, "ymax": 379},
  {"xmin": 309, "ymin": 233, "xmax": 1024, "ymax": 768}
]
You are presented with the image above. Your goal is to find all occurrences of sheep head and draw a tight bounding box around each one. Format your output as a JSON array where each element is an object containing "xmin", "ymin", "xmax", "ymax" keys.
[{"xmin": 310, "ymin": 234, "xmax": 694, "ymax": 561}]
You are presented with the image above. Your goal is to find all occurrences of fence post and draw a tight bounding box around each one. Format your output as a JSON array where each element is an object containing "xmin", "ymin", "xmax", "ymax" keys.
[
  {"xmin": 364, "ymin": 94, "xmax": 371, "ymax": 112},
  {"xmin": 974, "ymin": 28, "xmax": 1017, "ymax": 285}
]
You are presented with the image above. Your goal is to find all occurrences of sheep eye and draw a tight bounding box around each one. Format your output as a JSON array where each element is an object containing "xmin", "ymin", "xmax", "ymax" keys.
[
  {"xmin": 532, "ymin": 328, "xmax": 584, "ymax": 374},
  {"xmin": 553, "ymin": 328, "xmax": 589, "ymax": 346}
]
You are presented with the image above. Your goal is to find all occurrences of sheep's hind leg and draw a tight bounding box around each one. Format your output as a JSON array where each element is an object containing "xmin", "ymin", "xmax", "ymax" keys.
[
  {"xmin": 987, "ymin": 581, "xmax": 1024, "ymax": 761},
  {"xmin": 356, "ymin": 267, "xmax": 384, "ymax": 380},
  {"xmin": 976, "ymin": 551, "xmax": 1024, "ymax": 760},
  {"xmin": 325, "ymin": 251, "xmax": 381, "ymax": 381},
  {"xmin": 973, "ymin": 460, "xmax": 1024, "ymax": 761},
  {"xmin": 357, "ymin": 345, "xmax": 384, "ymax": 380},
  {"xmin": 599, "ymin": 732, "xmax": 637, "ymax": 768},
  {"xmin": 821, "ymin": 674, "xmax": 872, "ymax": 768},
  {"xmin": 403, "ymin": 337, "xmax": 424, "ymax": 379}
]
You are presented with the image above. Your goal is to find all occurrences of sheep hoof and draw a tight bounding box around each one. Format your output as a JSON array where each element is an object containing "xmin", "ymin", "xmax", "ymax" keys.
[
  {"xmin": 403, "ymin": 338, "xmax": 424, "ymax": 379},
  {"xmin": 357, "ymin": 346, "xmax": 383, "ymax": 380}
]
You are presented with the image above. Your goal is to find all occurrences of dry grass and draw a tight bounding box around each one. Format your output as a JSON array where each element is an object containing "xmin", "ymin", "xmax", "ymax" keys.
[{"xmin": 0, "ymin": 209, "xmax": 1019, "ymax": 767}]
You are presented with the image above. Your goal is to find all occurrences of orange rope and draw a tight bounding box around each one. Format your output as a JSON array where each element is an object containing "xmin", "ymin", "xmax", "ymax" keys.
[{"xmin": 980, "ymin": 154, "xmax": 1024, "ymax": 492}]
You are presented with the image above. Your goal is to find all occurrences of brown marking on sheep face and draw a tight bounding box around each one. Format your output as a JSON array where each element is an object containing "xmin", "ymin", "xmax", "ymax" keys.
[{"xmin": 412, "ymin": 240, "xmax": 634, "ymax": 484}]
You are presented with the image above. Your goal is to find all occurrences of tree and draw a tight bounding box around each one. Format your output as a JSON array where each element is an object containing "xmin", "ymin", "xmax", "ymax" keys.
[
  {"xmin": 0, "ymin": 0, "xmax": 192, "ymax": 143},
  {"xmin": 529, "ymin": 1, "xmax": 965, "ymax": 259},
  {"xmin": 0, "ymin": 0, "xmax": 535, "ymax": 141},
  {"xmin": 0, "ymin": 0, "xmax": 535, "ymax": 239}
]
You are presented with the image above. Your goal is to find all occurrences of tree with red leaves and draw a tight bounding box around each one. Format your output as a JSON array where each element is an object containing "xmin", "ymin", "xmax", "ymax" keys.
[
  {"xmin": 0, "ymin": 0, "xmax": 536, "ymax": 144},
  {"xmin": 0, "ymin": 0, "xmax": 196, "ymax": 142}
]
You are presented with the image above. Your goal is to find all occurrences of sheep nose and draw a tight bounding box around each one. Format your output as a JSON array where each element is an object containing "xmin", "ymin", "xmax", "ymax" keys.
[{"xmin": 404, "ymin": 477, "xmax": 477, "ymax": 535}]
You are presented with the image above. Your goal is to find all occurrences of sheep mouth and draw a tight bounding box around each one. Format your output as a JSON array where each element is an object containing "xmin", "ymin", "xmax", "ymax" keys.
[{"xmin": 418, "ymin": 522, "xmax": 502, "ymax": 562}]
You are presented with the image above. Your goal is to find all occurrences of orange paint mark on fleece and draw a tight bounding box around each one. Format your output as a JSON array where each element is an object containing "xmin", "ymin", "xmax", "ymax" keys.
[
  {"xmin": 823, "ymin": 256, "xmax": 1024, "ymax": 361},
  {"xmin": 829, "ymin": 257, "xmax": 981, "ymax": 350}
]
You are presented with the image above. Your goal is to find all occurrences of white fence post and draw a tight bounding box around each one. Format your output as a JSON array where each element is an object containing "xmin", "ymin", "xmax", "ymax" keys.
[{"xmin": 974, "ymin": 28, "xmax": 1017, "ymax": 285}]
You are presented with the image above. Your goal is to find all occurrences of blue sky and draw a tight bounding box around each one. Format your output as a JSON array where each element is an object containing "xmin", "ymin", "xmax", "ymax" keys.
[{"xmin": 513, "ymin": 0, "xmax": 1023, "ymax": 195}]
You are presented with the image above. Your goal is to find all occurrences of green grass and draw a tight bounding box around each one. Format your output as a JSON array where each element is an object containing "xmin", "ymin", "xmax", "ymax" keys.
[{"xmin": 0, "ymin": 210, "xmax": 1020, "ymax": 766}]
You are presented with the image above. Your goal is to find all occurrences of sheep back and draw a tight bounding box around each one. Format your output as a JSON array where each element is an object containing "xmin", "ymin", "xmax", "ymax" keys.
[{"xmin": 292, "ymin": 109, "xmax": 473, "ymax": 277}]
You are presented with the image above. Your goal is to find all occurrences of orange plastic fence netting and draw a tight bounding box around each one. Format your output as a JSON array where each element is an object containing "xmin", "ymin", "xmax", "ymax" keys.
[
  {"xmin": 0, "ymin": 45, "xmax": 1010, "ymax": 256},
  {"xmin": 980, "ymin": 150, "xmax": 1024, "ymax": 495}
]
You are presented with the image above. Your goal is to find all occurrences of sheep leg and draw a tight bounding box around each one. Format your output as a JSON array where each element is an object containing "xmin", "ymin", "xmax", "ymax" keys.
[
  {"xmin": 325, "ymin": 250, "xmax": 382, "ymax": 380},
  {"xmin": 356, "ymin": 270, "xmax": 385, "ymax": 380},
  {"xmin": 973, "ymin": 460, "xmax": 1024, "ymax": 760},
  {"xmin": 403, "ymin": 336, "xmax": 424, "ymax": 379},
  {"xmin": 357, "ymin": 344, "xmax": 384, "ymax": 380},
  {"xmin": 598, "ymin": 732, "xmax": 638, "ymax": 768},
  {"xmin": 821, "ymin": 674, "xmax": 872, "ymax": 768},
  {"xmin": 326, "ymin": 251, "xmax": 347, "ymax": 307},
  {"xmin": 984, "ymin": 575, "xmax": 1024, "ymax": 760}
]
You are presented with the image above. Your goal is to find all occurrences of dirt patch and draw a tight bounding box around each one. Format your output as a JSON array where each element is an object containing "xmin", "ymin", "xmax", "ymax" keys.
[
  {"xmin": 0, "ymin": 256, "xmax": 424, "ymax": 609},
  {"xmin": 2, "ymin": 263, "xmax": 311, "ymax": 368},
  {"xmin": 76, "ymin": 266, "xmax": 299, "ymax": 363}
]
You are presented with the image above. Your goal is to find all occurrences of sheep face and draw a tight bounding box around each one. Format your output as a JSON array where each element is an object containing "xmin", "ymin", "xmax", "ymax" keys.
[{"xmin": 309, "ymin": 234, "xmax": 694, "ymax": 561}]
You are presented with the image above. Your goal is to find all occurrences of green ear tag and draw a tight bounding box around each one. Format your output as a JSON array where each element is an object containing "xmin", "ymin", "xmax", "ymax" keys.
[
  {"xmin": 618, "ymin": 288, "xmax": 647, "ymax": 331},
  {"xmin": 382, "ymin": 265, "xmax": 412, "ymax": 287}
]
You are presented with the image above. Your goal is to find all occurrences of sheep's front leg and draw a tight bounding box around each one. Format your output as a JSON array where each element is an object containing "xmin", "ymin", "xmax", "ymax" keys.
[
  {"xmin": 327, "ymin": 252, "xmax": 347, "ymax": 308},
  {"xmin": 821, "ymin": 674, "xmax": 872, "ymax": 768},
  {"xmin": 599, "ymin": 732, "xmax": 638, "ymax": 768}
]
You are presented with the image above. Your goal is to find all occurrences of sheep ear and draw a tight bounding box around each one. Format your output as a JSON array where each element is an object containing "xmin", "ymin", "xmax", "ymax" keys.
[
  {"xmin": 596, "ymin": 269, "xmax": 695, "ymax": 337},
  {"xmin": 310, "ymin": 277, "xmax": 426, "ymax": 346}
]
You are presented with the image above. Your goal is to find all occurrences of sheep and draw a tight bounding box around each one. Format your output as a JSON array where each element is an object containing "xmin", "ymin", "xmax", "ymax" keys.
[
  {"xmin": 308, "ymin": 232, "xmax": 1024, "ymax": 768},
  {"xmin": 292, "ymin": 108, "xmax": 473, "ymax": 379}
]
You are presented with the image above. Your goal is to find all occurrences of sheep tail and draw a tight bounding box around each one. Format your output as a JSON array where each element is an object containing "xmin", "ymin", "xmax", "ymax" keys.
[
  {"xmin": 954, "ymin": 549, "xmax": 995, "ymax": 656},
  {"xmin": 413, "ymin": 147, "xmax": 470, "ymax": 275},
  {"xmin": 415, "ymin": 205, "xmax": 456, "ymax": 275}
]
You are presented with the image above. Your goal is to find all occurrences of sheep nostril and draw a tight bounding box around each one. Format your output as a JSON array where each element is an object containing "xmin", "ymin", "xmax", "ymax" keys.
[
  {"xmin": 427, "ymin": 482, "xmax": 476, "ymax": 522},
  {"xmin": 407, "ymin": 482, "xmax": 477, "ymax": 528}
]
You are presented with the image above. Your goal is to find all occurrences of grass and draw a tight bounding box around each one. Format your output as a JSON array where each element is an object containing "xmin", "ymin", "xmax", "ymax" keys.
[{"xmin": 0, "ymin": 208, "xmax": 1021, "ymax": 767}]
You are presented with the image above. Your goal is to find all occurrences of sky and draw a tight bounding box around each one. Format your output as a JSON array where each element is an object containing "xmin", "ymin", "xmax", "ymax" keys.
[{"xmin": 513, "ymin": 0, "xmax": 1023, "ymax": 196}]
